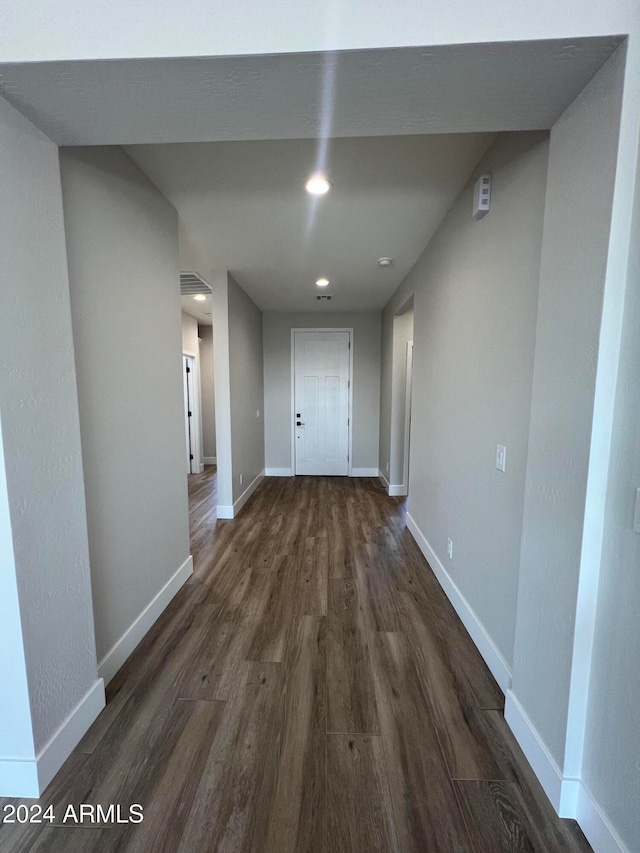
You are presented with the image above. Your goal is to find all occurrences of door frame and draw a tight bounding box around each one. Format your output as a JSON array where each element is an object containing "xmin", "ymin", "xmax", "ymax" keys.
[
  {"xmin": 401, "ymin": 340, "xmax": 413, "ymax": 495},
  {"xmin": 290, "ymin": 328, "xmax": 354, "ymax": 477},
  {"xmin": 183, "ymin": 350, "xmax": 204, "ymax": 474}
]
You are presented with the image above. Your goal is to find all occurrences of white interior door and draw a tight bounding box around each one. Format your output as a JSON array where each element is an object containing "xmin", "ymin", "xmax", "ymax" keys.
[
  {"xmin": 183, "ymin": 355, "xmax": 196, "ymax": 474},
  {"xmin": 294, "ymin": 331, "xmax": 350, "ymax": 476}
]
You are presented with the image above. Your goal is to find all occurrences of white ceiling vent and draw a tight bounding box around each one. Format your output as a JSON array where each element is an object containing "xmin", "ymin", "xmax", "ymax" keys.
[{"xmin": 180, "ymin": 271, "xmax": 211, "ymax": 295}]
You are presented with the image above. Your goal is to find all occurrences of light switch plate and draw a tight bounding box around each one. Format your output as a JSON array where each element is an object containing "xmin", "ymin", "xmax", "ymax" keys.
[
  {"xmin": 496, "ymin": 445, "xmax": 507, "ymax": 473},
  {"xmin": 634, "ymin": 488, "xmax": 640, "ymax": 535}
]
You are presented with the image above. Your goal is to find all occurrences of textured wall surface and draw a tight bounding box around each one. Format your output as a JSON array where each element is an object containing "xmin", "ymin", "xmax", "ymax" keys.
[
  {"xmin": 511, "ymin": 48, "xmax": 625, "ymax": 767},
  {"xmin": 0, "ymin": 96, "xmax": 99, "ymax": 754},
  {"xmin": 380, "ymin": 131, "xmax": 549, "ymax": 669},
  {"xmin": 581, "ymin": 127, "xmax": 640, "ymax": 849},
  {"xmin": 208, "ymin": 273, "xmax": 233, "ymax": 509},
  {"xmin": 0, "ymin": 420, "xmax": 37, "ymax": 760},
  {"xmin": 228, "ymin": 275, "xmax": 265, "ymax": 501},
  {"xmin": 198, "ymin": 326, "xmax": 216, "ymax": 459},
  {"xmin": 181, "ymin": 311, "xmax": 199, "ymax": 354},
  {"xmin": 389, "ymin": 307, "xmax": 414, "ymax": 487},
  {"xmin": 60, "ymin": 146, "xmax": 190, "ymax": 665},
  {"xmin": 263, "ymin": 312, "xmax": 381, "ymax": 472}
]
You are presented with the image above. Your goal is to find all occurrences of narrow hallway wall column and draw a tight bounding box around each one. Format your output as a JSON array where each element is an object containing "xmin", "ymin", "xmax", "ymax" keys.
[{"xmin": 0, "ymin": 95, "xmax": 104, "ymax": 796}]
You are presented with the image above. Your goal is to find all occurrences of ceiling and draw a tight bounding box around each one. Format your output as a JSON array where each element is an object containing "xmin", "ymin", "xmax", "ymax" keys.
[
  {"xmin": 128, "ymin": 133, "xmax": 494, "ymax": 313},
  {"xmin": 0, "ymin": 36, "xmax": 620, "ymax": 314},
  {"xmin": 181, "ymin": 294, "xmax": 213, "ymax": 325},
  {"xmin": 0, "ymin": 38, "xmax": 621, "ymax": 146}
]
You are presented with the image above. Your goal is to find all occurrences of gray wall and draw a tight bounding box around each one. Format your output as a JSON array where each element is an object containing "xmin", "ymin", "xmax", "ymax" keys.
[
  {"xmin": 0, "ymin": 96, "xmax": 100, "ymax": 771},
  {"xmin": 228, "ymin": 274, "xmax": 265, "ymax": 500},
  {"xmin": 388, "ymin": 306, "xmax": 414, "ymax": 488},
  {"xmin": 181, "ymin": 311, "xmax": 199, "ymax": 354},
  {"xmin": 264, "ymin": 312, "xmax": 381, "ymax": 473},
  {"xmin": 510, "ymin": 47, "xmax": 625, "ymax": 768},
  {"xmin": 60, "ymin": 146, "xmax": 191, "ymax": 667},
  {"xmin": 380, "ymin": 131, "xmax": 549, "ymax": 669},
  {"xmin": 198, "ymin": 326, "xmax": 216, "ymax": 460},
  {"xmin": 209, "ymin": 272, "xmax": 233, "ymax": 509}
]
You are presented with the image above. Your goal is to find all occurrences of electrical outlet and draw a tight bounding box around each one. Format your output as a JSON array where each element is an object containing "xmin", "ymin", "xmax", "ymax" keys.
[
  {"xmin": 496, "ymin": 444, "xmax": 507, "ymax": 473},
  {"xmin": 386, "ymin": 460, "xmax": 390, "ymax": 474},
  {"xmin": 634, "ymin": 488, "xmax": 640, "ymax": 534},
  {"xmin": 447, "ymin": 538, "xmax": 453, "ymax": 560},
  {"xmin": 257, "ymin": 409, "xmax": 260, "ymax": 418},
  {"xmin": 239, "ymin": 473, "xmax": 244, "ymax": 485}
]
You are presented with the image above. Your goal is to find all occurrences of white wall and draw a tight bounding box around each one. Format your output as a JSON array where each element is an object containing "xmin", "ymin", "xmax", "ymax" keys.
[
  {"xmin": 580, "ymin": 110, "xmax": 640, "ymax": 851},
  {"xmin": 0, "ymin": 0, "xmax": 635, "ymax": 62},
  {"xmin": 228, "ymin": 274, "xmax": 265, "ymax": 500},
  {"xmin": 509, "ymin": 46, "xmax": 626, "ymax": 773},
  {"xmin": 199, "ymin": 325, "xmax": 216, "ymax": 460},
  {"xmin": 60, "ymin": 147, "xmax": 191, "ymax": 679},
  {"xmin": 0, "ymin": 96, "xmax": 102, "ymax": 794},
  {"xmin": 0, "ymin": 418, "xmax": 37, "ymax": 776},
  {"xmin": 263, "ymin": 312, "xmax": 381, "ymax": 475},
  {"xmin": 381, "ymin": 131, "xmax": 549, "ymax": 674}
]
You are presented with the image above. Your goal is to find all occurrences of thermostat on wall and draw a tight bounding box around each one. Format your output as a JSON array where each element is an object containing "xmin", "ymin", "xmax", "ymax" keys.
[{"xmin": 473, "ymin": 173, "xmax": 491, "ymax": 220}]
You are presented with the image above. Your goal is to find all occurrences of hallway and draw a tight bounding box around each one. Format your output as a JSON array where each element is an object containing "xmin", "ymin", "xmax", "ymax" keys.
[{"xmin": 0, "ymin": 470, "xmax": 590, "ymax": 852}]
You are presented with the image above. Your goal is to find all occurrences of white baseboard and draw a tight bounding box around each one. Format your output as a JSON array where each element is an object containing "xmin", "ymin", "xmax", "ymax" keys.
[
  {"xmin": 233, "ymin": 470, "xmax": 264, "ymax": 518},
  {"xmin": 378, "ymin": 470, "xmax": 390, "ymax": 491},
  {"xmin": 234, "ymin": 470, "xmax": 264, "ymax": 515},
  {"xmin": 37, "ymin": 679, "xmax": 105, "ymax": 794},
  {"xmin": 218, "ymin": 470, "xmax": 265, "ymax": 519},
  {"xmin": 350, "ymin": 467, "xmax": 379, "ymax": 477},
  {"xmin": 0, "ymin": 679, "xmax": 106, "ymax": 797},
  {"xmin": 265, "ymin": 467, "xmax": 292, "ymax": 476},
  {"xmin": 576, "ymin": 779, "xmax": 630, "ymax": 853},
  {"xmin": 503, "ymin": 689, "xmax": 627, "ymax": 853},
  {"xmin": 98, "ymin": 555, "xmax": 193, "ymax": 686},
  {"xmin": 388, "ymin": 484, "xmax": 407, "ymax": 496},
  {"xmin": 504, "ymin": 690, "xmax": 567, "ymax": 813},
  {"xmin": 405, "ymin": 512, "xmax": 511, "ymax": 694},
  {"xmin": 202, "ymin": 456, "xmax": 217, "ymax": 465}
]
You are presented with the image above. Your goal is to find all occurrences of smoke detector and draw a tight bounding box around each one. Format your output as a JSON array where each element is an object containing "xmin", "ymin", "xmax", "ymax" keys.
[{"xmin": 377, "ymin": 257, "xmax": 393, "ymax": 267}]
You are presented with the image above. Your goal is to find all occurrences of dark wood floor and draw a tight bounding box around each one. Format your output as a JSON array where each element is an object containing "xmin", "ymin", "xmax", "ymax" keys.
[{"xmin": 0, "ymin": 468, "xmax": 592, "ymax": 852}]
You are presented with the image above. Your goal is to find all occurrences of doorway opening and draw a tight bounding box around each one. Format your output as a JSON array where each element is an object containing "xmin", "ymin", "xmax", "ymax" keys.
[
  {"xmin": 291, "ymin": 328, "xmax": 353, "ymax": 476},
  {"xmin": 388, "ymin": 299, "xmax": 414, "ymax": 496},
  {"xmin": 182, "ymin": 353, "xmax": 200, "ymax": 475}
]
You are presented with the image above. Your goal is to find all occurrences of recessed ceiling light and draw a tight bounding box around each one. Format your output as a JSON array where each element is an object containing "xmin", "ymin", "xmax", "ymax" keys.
[
  {"xmin": 305, "ymin": 175, "xmax": 332, "ymax": 195},
  {"xmin": 193, "ymin": 294, "xmax": 207, "ymax": 301},
  {"xmin": 315, "ymin": 277, "xmax": 330, "ymax": 287},
  {"xmin": 377, "ymin": 257, "xmax": 393, "ymax": 267}
]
